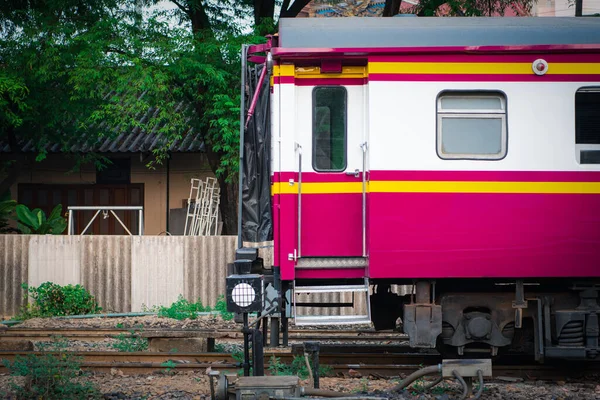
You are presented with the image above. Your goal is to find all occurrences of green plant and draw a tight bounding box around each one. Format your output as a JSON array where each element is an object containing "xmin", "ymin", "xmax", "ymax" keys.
[
  {"xmin": 157, "ymin": 295, "xmax": 208, "ymax": 320},
  {"xmin": 3, "ymin": 336, "xmax": 100, "ymax": 399},
  {"xmin": 161, "ymin": 360, "xmax": 177, "ymax": 373},
  {"xmin": 268, "ymin": 355, "xmax": 291, "ymax": 376},
  {"xmin": 214, "ymin": 294, "xmax": 234, "ymax": 320},
  {"xmin": 267, "ymin": 355, "xmax": 332, "ymax": 379},
  {"xmin": 110, "ymin": 331, "xmax": 148, "ymax": 352},
  {"xmin": 0, "ymin": 192, "xmax": 17, "ymax": 233},
  {"xmin": 18, "ymin": 282, "xmax": 101, "ymax": 319},
  {"xmin": 15, "ymin": 203, "xmax": 67, "ymax": 234}
]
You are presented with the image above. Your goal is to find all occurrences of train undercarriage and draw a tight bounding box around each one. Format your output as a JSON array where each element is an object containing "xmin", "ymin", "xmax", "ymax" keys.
[
  {"xmin": 370, "ymin": 279, "xmax": 600, "ymax": 362},
  {"xmin": 226, "ymin": 250, "xmax": 599, "ymax": 363}
]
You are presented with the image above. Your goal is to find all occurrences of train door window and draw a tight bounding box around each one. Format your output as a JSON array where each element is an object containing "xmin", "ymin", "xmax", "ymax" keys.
[
  {"xmin": 312, "ymin": 87, "xmax": 347, "ymax": 171},
  {"xmin": 575, "ymin": 87, "xmax": 600, "ymax": 164},
  {"xmin": 437, "ymin": 92, "xmax": 507, "ymax": 160}
]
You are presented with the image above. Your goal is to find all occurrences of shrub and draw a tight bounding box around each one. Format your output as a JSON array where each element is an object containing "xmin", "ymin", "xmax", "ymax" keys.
[
  {"xmin": 18, "ymin": 282, "xmax": 102, "ymax": 319},
  {"xmin": 2, "ymin": 337, "xmax": 100, "ymax": 399}
]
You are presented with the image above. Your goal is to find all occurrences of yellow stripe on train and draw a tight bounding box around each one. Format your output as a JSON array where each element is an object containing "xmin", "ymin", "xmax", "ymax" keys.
[
  {"xmin": 368, "ymin": 62, "xmax": 600, "ymax": 75},
  {"xmin": 272, "ymin": 181, "xmax": 600, "ymax": 195}
]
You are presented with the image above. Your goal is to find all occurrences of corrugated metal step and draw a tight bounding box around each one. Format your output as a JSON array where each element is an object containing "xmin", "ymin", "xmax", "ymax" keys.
[
  {"xmin": 292, "ymin": 278, "xmax": 371, "ymax": 326},
  {"xmin": 296, "ymin": 257, "xmax": 367, "ymax": 269}
]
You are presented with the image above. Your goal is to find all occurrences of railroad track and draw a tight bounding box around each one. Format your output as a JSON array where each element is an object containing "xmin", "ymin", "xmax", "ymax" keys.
[
  {"xmin": 0, "ymin": 327, "xmax": 408, "ymax": 343},
  {"xmin": 1, "ymin": 350, "xmax": 597, "ymax": 380}
]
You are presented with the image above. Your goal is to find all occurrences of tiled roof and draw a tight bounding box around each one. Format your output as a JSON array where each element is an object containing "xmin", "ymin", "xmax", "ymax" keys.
[{"xmin": 0, "ymin": 104, "xmax": 204, "ymax": 154}]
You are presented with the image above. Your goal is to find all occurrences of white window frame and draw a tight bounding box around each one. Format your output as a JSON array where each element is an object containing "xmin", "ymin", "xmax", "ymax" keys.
[
  {"xmin": 437, "ymin": 92, "xmax": 508, "ymax": 160},
  {"xmin": 575, "ymin": 87, "xmax": 600, "ymax": 165}
]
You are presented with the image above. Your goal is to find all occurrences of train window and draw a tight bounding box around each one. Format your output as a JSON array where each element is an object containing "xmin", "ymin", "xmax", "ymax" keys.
[
  {"xmin": 575, "ymin": 88, "xmax": 600, "ymax": 164},
  {"xmin": 437, "ymin": 92, "xmax": 507, "ymax": 160},
  {"xmin": 312, "ymin": 87, "xmax": 347, "ymax": 171}
]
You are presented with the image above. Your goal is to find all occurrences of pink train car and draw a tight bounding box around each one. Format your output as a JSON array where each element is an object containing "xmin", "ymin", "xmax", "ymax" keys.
[{"xmin": 229, "ymin": 17, "xmax": 600, "ymax": 361}]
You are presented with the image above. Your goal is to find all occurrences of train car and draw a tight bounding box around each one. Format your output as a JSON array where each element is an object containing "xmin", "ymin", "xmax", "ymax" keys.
[{"xmin": 227, "ymin": 17, "xmax": 600, "ymax": 362}]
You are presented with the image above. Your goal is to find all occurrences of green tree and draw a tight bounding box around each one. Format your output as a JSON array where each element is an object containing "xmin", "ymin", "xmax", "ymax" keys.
[{"xmin": 0, "ymin": 0, "xmax": 311, "ymax": 234}]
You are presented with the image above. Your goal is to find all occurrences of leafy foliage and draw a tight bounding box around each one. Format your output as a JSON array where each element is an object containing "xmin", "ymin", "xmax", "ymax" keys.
[
  {"xmin": 18, "ymin": 282, "xmax": 102, "ymax": 319},
  {"xmin": 111, "ymin": 331, "xmax": 149, "ymax": 352},
  {"xmin": 15, "ymin": 204, "xmax": 67, "ymax": 234},
  {"xmin": 2, "ymin": 336, "xmax": 100, "ymax": 399},
  {"xmin": 214, "ymin": 294, "xmax": 234, "ymax": 320},
  {"xmin": 0, "ymin": 192, "xmax": 16, "ymax": 233}
]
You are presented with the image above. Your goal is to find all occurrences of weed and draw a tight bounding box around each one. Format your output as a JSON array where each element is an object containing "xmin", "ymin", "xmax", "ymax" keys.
[
  {"xmin": 156, "ymin": 294, "xmax": 233, "ymax": 321},
  {"xmin": 268, "ymin": 355, "xmax": 291, "ymax": 376},
  {"xmin": 18, "ymin": 282, "xmax": 101, "ymax": 319},
  {"xmin": 358, "ymin": 377, "xmax": 369, "ymax": 392},
  {"xmin": 214, "ymin": 295, "xmax": 234, "ymax": 320},
  {"xmin": 157, "ymin": 295, "xmax": 208, "ymax": 320},
  {"xmin": 214, "ymin": 343, "xmax": 228, "ymax": 353},
  {"xmin": 110, "ymin": 331, "xmax": 148, "ymax": 352},
  {"xmin": 161, "ymin": 360, "xmax": 177, "ymax": 374},
  {"xmin": 115, "ymin": 323, "xmax": 124, "ymax": 329},
  {"xmin": 2, "ymin": 336, "xmax": 100, "ymax": 399},
  {"xmin": 266, "ymin": 355, "xmax": 332, "ymax": 379}
]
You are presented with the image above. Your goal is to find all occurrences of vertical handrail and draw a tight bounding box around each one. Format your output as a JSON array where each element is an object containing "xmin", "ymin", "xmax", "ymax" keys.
[
  {"xmin": 296, "ymin": 142, "xmax": 302, "ymax": 259},
  {"xmin": 361, "ymin": 142, "xmax": 368, "ymax": 258}
]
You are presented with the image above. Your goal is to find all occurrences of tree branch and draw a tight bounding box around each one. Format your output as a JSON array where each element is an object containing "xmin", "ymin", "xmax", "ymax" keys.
[
  {"xmin": 279, "ymin": 0, "xmax": 311, "ymax": 17},
  {"xmin": 170, "ymin": 0, "xmax": 190, "ymax": 17},
  {"xmin": 383, "ymin": 0, "xmax": 402, "ymax": 16}
]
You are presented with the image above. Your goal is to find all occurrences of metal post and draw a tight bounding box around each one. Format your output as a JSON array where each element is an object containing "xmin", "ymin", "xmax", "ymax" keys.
[
  {"xmin": 253, "ymin": 328, "xmax": 265, "ymax": 376},
  {"xmin": 68, "ymin": 210, "xmax": 73, "ymax": 235},
  {"xmin": 139, "ymin": 210, "xmax": 143, "ymax": 235},
  {"xmin": 237, "ymin": 44, "xmax": 248, "ymax": 249},
  {"xmin": 270, "ymin": 266, "xmax": 281, "ymax": 347},
  {"xmin": 243, "ymin": 312, "xmax": 250, "ymax": 376}
]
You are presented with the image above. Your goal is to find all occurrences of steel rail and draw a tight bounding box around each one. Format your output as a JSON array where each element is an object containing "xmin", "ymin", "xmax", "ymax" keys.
[
  {"xmin": 1, "ymin": 350, "xmax": 597, "ymax": 379},
  {"xmin": 1, "ymin": 328, "xmax": 408, "ymax": 342}
]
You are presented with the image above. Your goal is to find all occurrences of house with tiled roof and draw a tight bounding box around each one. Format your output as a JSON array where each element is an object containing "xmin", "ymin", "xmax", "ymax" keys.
[{"xmin": 0, "ymin": 115, "xmax": 212, "ymax": 235}]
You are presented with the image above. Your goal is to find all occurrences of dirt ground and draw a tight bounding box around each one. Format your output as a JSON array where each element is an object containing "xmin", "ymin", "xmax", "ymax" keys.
[
  {"xmin": 3, "ymin": 316, "xmax": 600, "ymax": 399},
  {"xmin": 2, "ymin": 371, "xmax": 600, "ymax": 399}
]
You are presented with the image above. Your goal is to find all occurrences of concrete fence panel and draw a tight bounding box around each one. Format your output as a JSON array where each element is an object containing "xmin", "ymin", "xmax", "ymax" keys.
[
  {"xmin": 131, "ymin": 236, "xmax": 184, "ymax": 312},
  {"xmin": 183, "ymin": 235, "xmax": 236, "ymax": 308},
  {"xmin": 81, "ymin": 236, "xmax": 132, "ymax": 313},
  {"xmin": 29, "ymin": 236, "xmax": 81, "ymax": 288},
  {"xmin": 0, "ymin": 235, "xmax": 30, "ymax": 318}
]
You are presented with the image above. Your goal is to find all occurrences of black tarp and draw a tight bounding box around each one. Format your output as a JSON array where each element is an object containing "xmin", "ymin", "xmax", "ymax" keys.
[{"xmin": 241, "ymin": 63, "xmax": 272, "ymax": 243}]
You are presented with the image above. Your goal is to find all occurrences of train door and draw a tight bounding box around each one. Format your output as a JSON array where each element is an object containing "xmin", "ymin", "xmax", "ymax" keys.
[{"xmin": 294, "ymin": 83, "xmax": 367, "ymax": 259}]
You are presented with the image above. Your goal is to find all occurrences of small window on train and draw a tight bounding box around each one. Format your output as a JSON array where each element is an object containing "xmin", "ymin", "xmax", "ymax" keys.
[
  {"xmin": 437, "ymin": 93, "xmax": 507, "ymax": 160},
  {"xmin": 575, "ymin": 88, "xmax": 600, "ymax": 164},
  {"xmin": 313, "ymin": 87, "xmax": 347, "ymax": 171}
]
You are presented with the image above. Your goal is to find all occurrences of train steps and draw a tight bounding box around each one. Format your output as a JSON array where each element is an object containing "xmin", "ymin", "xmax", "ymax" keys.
[{"xmin": 292, "ymin": 278, "xmax": 372, "ymax": 326}]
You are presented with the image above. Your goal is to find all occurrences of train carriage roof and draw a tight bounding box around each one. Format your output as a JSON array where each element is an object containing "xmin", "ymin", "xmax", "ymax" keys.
[{"xmin": 278, "ymin": 17, "xmax": 600, "ymax": 49}]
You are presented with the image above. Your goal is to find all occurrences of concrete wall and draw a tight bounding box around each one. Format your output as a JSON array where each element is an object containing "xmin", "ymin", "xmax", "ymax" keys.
[
  {"xmin": 0, "ymin": 235, "xmax": 239, "ymax": 318},
  {"xmin": 5, "ymin": 152, "xmax": 214, "ymax": 235}
]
